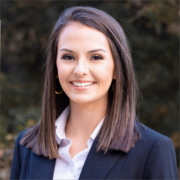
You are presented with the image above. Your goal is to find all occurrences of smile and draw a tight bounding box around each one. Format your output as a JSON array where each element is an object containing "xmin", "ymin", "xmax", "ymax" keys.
[{"xmin": 72, "ymin": 82, "xmax": 94, "ymax": 87}]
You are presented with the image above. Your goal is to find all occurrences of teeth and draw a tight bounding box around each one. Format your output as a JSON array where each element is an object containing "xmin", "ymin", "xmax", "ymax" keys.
[{"xmin": 72, "ymin": 82, "xmax": 94, "ymax": 87}]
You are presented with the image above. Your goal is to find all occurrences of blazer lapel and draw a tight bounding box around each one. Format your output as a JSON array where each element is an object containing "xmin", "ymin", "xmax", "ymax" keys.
[
  {"xmin": 29, "ymin": 152, "xmax": 56, "ymax": 179},
  {"xmin": 79, "ymin": 137, "xmax": 124, "ymax": 179}
]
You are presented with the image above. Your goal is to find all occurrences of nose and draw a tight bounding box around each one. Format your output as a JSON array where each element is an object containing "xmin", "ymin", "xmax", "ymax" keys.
[{"xmin": 73, "ymin": 60, "xmax": 88, "ymax": 76}]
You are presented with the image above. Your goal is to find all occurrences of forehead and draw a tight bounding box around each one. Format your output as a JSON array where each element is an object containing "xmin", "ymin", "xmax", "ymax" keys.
[{"xmin": 57, "ymin": 22, "xmax": 110, "ymax": 49}]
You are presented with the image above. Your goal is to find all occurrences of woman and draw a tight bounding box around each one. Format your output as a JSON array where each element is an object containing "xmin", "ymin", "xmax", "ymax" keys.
[{"xmin": 10, "ymin": 6, "xmax": 178, "ymax": 179}]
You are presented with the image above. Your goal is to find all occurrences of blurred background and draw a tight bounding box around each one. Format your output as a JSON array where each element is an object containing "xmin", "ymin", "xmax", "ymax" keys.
[{"xmin": 1, "ymin": 1, "xmax": 179, "ymax": 179}]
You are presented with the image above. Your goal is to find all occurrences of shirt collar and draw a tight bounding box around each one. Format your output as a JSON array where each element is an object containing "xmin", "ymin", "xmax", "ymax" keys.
[
  {"xmin": 55, "ymin": 105, "xmax": 105, "ymax": 145},
  {"xmin": 55, "ymin": 106, "xmax": 70, "ymax": 144}
]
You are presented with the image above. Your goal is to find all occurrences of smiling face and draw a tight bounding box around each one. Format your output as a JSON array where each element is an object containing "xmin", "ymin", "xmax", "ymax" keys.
[{"xmin": 56, "ymin": 22, "xmax": 115, "ymax": 106}]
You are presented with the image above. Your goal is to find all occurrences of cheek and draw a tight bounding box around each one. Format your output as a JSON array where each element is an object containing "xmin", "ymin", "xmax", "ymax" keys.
[
  {"xmin": 94, "ymin": 62, "xmax": 114, "ymax": 84},
  {"xmin": 105, "ymin": 64, "xmax": 114, "ymax": 78},
  {"xmin": 56, "ymin": 63, "xmax": 70, "ymax": 84}
]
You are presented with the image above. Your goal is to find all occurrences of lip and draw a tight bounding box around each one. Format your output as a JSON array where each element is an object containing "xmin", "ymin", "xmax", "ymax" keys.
[
  {"xmin": 71, "ymin": 80, "xmax": 95, "ymax": 83},
  {"xmin": 70, "ymin": 81, "xmax": 96, "ymax": 90}
]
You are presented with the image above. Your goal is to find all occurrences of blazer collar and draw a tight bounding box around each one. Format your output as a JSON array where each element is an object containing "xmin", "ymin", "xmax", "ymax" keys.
[
  {"xmin": 79, "ymin": 136, "xmax": 125, "ymax": 179},
  {"xmin": 29, "ymin": 119, "xmax": 139, "ymax": 179},
  {"xmin": 29, "ymin": 136, "xmax": 125, "ymax": 180},
  {"xmin": 79, "ymin": 121, "xmax": 142, "ymax": 179},
  {"xmin": 29, "ymin": 152, "xmax": 56, "ymax": 179}
]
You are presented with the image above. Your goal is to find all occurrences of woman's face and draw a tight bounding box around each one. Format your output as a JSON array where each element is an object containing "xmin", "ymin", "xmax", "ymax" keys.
[{"xmin": 56, "ymin": 22, "xmax": 115, "ymax": 105}]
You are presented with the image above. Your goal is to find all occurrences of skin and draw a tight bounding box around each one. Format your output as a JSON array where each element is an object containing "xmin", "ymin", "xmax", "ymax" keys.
[{"xmin": 56, "ymin": 22, "xmax": 115, "ymax": 158}]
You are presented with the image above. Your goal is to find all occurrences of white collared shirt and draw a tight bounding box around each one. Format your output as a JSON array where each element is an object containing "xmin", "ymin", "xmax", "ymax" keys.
[{"xmin": 53, "ymin": 106, "xmax": 104, "ymax": 180}]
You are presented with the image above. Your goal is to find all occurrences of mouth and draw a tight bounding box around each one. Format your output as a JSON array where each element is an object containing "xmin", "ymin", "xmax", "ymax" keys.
[{"xmin": 71, "ymin": 81, "xmax": 96, "ymax": 87}]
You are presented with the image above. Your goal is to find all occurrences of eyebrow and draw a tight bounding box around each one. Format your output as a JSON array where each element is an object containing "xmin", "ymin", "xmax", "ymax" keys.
[{"xmin": 59, "ymin": 48, "xmax": 106, "ymax": 53}]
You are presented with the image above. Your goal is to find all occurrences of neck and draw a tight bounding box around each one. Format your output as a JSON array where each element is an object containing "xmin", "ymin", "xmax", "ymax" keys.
[{"xmin": 65, "ymin": 97, "xmax": 107, "ymax": 142}]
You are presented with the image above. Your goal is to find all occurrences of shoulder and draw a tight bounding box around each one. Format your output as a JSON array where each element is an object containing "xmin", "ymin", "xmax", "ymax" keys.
[
  {"xmin": 133, "ymin": 122, "xmax": 178, "ymax": 179},
  {"xmin": 14, "ymin": 130, "xmax": 31, "ymax": 158},
  {"xmin": 135, "ymin": 121, "xmax": 173, "ymax": 148},
  {"xmin": 128, "ymin": 121, "xmax": 176, "ymax": 160},
  {"xmin": 15, "ymin": 129, "xmax": 29, "ymax": 144},
  {"xmin": 10, "ymin": 130, "xmax": 32, "ymax": 177},
  {"xmin": 132, "ymin": 122, "xmax": 177, "ymax": 168},
  {"xmin": 123, "ymin": 122, "xmax": 178, "ymax": 178}
]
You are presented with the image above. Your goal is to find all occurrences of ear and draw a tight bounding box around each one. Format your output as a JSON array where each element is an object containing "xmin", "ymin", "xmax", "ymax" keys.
[{"xmin": 113, "ymin": 73, "xmax": 116, "ymax": 80}]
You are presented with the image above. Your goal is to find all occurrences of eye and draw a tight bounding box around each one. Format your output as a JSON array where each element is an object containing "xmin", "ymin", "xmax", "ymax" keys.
[
  {"xmin": 62, "ymin": 55, "xmax": 75, "ymax": 60},
  {"xmin": 91, "ymin": 55, "xmax": 103, "ymax": 60}
]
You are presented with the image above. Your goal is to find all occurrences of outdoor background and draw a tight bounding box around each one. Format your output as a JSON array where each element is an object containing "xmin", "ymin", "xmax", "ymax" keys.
[{"xmin": 1, "ymin": 1, "xmax": 179, "ymax": 179}]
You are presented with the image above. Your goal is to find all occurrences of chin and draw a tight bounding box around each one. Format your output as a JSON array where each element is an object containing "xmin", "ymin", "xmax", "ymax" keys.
[
  {"xmin": 69, "ymin": 95, "xmax": 97, "ymax": 105},
  {"xmin": 71, "ymin": 99, "xmax": 93, "ymax": 105}
]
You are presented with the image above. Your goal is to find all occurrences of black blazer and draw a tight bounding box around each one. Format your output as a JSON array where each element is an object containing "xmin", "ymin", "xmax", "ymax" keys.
[{"xmin": 10, "ymin": 122, "xmax": 178, "ymax": 179}]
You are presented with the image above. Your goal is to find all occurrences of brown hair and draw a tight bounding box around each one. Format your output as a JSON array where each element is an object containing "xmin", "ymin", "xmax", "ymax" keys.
[{"xmin": 20, "ymin": 6, "xmax": 140, "ymax": 159}]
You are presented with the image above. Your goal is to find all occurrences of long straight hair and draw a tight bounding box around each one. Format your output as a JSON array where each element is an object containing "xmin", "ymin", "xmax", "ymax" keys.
[{"xmin": 20, "ymin": 6, "xmax": 140, "ymax": 159}]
